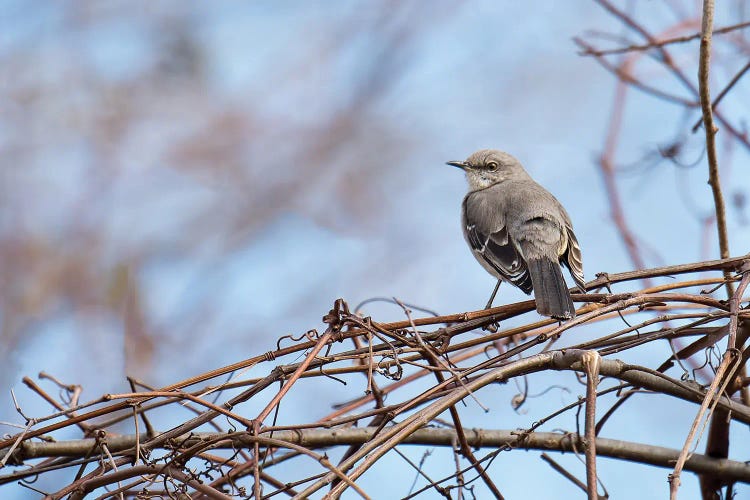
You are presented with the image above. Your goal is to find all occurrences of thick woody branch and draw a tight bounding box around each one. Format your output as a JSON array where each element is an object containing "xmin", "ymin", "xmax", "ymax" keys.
[{"xmin": 10, "ymin": 428, "xmax": 750, "ymax": 485}]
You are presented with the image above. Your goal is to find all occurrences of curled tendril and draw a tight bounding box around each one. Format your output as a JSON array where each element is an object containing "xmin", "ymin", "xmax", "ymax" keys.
[
  {"xmin": 377, "ymin": 356, "xmax": 403, "ymax": 381},
  {"xmin": 276, "ymin": 329, "xmax": 320, "ymax": 350},
  {"xmin": 19, "ymin": 473, "xmax": 40, "ymax": 484}
]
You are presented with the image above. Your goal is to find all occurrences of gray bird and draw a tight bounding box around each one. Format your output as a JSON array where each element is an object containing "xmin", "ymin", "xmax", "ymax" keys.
[{"xmin": 447, "ymin": 149, "xmax": 585, "ymax": 319}]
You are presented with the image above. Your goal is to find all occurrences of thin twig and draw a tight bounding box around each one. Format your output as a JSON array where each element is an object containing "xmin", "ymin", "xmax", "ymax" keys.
[
  {"xmin": 394, "ymin": 298, "xmax": 503, "ymax": 499},
  {"xmin": 540, "ymin": 453, "xmax": 588, "ymax": 494},
  {"xmin": 696, "ymin": 0, "xmax": 733, "ymax": 299},
  {"xmin": 582, "ymin": 351, "xmax": 601, "ymax": 500},
  {"xmin": 581, "ymin": 20, "xmax": 750, "ymax": 56},
  {"xmin": 594, "ymin": 0, "xmax": 750, "ymax": 152},
  {"xmin": 0, "ymin": 421, "xmax": 33, "ymax": 467},
  {"xmin": 692, "ymin": 59, "xmax": 750, "ymax": 132}
]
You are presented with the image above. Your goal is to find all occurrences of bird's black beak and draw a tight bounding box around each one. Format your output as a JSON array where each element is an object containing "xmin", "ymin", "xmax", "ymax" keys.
[{"xmin": 446, "ymin": 161, "xmax": 467, "ymax": 170}]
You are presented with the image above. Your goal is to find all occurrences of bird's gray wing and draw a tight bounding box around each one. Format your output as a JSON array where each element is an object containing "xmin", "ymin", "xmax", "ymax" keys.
[
  {"xmin": 561, "ymin": 221, "xmax": 586, "ymax": 292},
  {"xmin": 462, "ymin": 189, "xmax": 533, "ymax": 293}
]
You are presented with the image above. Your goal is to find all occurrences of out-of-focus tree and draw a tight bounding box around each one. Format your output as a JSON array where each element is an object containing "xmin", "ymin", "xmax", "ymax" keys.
[{"xmin": 0, "ymin": 2, "xmax": 456, "ymax": 380}]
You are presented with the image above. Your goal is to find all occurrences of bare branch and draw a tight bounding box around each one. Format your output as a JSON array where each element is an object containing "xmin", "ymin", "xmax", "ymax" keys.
[{"xmin": 697, "ymin": 0, "xmax": 733, "ymax": 300}]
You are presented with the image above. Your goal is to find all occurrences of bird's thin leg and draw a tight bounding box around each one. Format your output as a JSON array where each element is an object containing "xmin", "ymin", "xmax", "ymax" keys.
[
  {"xmin": 482, "ymin": 280, "xmax": 502, "ymax": 333},
  {"xmin": 484, "ymin": 279, "xmax": 502, "ymax": 310}
]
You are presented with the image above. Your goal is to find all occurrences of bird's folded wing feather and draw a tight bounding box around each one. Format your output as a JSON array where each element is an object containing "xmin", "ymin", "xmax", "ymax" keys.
[
  {"xmin": 562, "ymin": 221, "xmax": 586, "ymax": 292},
  {"xmin": 462, "ymin": 189, "xmax": 533, "ymax": 293}
]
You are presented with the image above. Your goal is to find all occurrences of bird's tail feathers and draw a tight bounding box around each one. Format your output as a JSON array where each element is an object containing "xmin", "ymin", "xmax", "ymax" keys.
[{"xmin": 527, "ymin": 257, "xmax": 575, "ymax": 319}]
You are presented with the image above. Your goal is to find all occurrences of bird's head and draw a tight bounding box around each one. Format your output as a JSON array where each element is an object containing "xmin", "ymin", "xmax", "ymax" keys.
[{"xmin": 446, "ymin": 149, "xmax": 529, "ymax": 190}]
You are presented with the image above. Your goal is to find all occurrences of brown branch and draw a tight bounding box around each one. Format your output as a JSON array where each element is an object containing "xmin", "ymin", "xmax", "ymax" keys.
[
  {"xmin": 669, "ymin": 348, "xmax": 741, "ymax": 499},
  {"xmin": 540, "ymin": 453, "xmax": 589, "ymax": 494},
  {"xmin": 594, "ymin": 0, "xmax": 698, "ymax": 95},
  {"xmin": 574, "ymin": 37, "xmax": 697, "ymax": 106},
  {"xmin": 3, "ymin": 259, "xmax": 750, "ymax": 498},
  {"xmin": 583, "ymin": 254, "xmax": 747, "ymax": 291},
  {"xmin": 255, "ymin": 326, "xmax": 336, "ymax": 424},
  {"xmin": 728, "ymin": 263, "xmax": 750, "ymax": 349},
  {"xmin": 70, "ymin": 464, "xmax": 233, "ymax": 500},
  {"xmin": 20, "ymin": 428, "xmax": 748, "ymax": 484},
  {"xmin": 698, "ymin": 264, "xmax": 750, "ymax": 499},
  {"xmin": 593, "ymin": 0, "xmax": 750, "ymax": 152},
  {"xmin": 1, "ymin": 257, "xmax": 747, "ymax": 455},
  {"xmin": 581, "ymin": 20, "xmax": 750, "ymax": 56},
  {"xmin": 582, "ymin": 351, "xmax": 601, "ymax": 500},
  {"xmin": 697, "ymin": 0, "xmax": 733, "ymax": 300},
  {"xmin": 21, "ymin": 377, "xmax": 92, "ymax": 435},
  {"xmin": 395, "ymin": 299, "xmax": 504, "ymax": 499},
  {"xmin": 692, "ymin": 59, "xmax": 750, "ymax": 132},
  {"xmin": 305, "ymin": 349, "xmax": 750, "ymax": 498}
]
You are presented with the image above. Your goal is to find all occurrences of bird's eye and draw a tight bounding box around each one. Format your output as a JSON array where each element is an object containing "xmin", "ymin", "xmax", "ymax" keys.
[{"xmin": 487, "ymin": 161, "xmax": 499, "ymax": 171}]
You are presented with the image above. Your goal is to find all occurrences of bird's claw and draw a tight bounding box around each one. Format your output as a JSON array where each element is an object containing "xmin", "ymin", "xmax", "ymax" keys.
[{"xmin": 482, "ymin": 321, "xmax": 499, "ymax": 333}]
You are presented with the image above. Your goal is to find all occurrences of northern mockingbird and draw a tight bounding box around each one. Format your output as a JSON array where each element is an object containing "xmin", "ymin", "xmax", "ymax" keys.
[{"xmin": 447, "ymin": 149, "xmax": 585, "ymax": 319}]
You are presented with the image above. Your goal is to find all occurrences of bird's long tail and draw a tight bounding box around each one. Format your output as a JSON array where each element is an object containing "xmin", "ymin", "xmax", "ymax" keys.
[{"xmin": 526, "ymin": 257, "xmax": 575, "ymax": 319}]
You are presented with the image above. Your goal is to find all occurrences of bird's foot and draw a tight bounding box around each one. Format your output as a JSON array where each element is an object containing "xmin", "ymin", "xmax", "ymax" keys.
[{"xmin": 482, "ymin": 321, "xmax": 499, "ymax": 333}]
